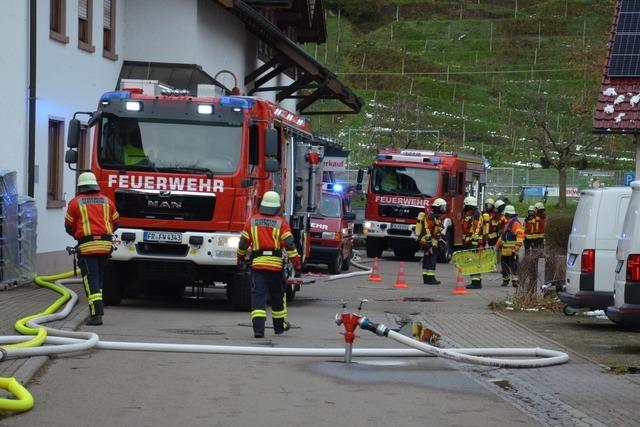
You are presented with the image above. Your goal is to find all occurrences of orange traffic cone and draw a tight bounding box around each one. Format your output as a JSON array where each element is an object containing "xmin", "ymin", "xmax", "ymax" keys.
[
  {"xmin": 451, "ymin": 267, "xmax": 469, "ymax": 295},
  {"xmin": 394, "ymin": 261, "xmax": 408, "ymax": 289},
  {"xmin": 368, "ymin": 258, "xmax": 383, "ymax": 282}
]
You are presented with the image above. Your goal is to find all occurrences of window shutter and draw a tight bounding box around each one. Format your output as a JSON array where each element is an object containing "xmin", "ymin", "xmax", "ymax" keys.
[
  {"xmin": 104, "ymin": 0, "xmax": 112, "ymax": 29},
  {"xmin": 79, "ymin": 0, "xmax": 88, "ymax": 20}
]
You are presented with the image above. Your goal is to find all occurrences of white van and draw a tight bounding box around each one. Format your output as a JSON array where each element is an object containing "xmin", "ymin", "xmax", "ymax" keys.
[
  {"xmin": 559, "ymin": 187, "xmax": 631, "ymax": 313},
  {"xmin": 607, "ymin": 181, "xmax": 640, "ymax": 327}
]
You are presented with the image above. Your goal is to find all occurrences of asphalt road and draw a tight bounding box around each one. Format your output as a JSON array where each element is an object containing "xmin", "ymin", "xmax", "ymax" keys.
[{"xmin": 1, "ymin": 257, "xmax": 539, "ymax": 427}]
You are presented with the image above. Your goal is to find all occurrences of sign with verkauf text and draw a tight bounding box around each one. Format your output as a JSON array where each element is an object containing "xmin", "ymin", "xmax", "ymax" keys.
[{"xmin": 322, "ymin": 157, "xmax": 347, "ymax": 172}]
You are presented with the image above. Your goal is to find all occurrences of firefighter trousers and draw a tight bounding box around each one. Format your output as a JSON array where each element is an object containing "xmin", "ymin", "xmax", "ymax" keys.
[
  {"xmin": 501, "ymin": 253, "xmax": 519, "ymax": 286},
  {"xmin": 422, "ymin": 245, "xmax": 437, "ymax": 282},
  {"xmin": 524, "ymin": 239, "xmax": 534, "ymax": 256},
  {"xmin": 78, "ymin": 255, "xmax": 107, "ymax": 316},
  {"xmin": 462, "ymin": 242, "xmax": 482, "ymax": 285},
  {"xmin": 250, "ymin": 269, "xmax": 287, "ymax": 334}
]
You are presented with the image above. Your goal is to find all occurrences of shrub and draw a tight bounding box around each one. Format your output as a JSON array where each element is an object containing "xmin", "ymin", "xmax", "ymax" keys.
[{"xmin": 544, "ymin": 213, "xmax": 574, "ymax": 254}]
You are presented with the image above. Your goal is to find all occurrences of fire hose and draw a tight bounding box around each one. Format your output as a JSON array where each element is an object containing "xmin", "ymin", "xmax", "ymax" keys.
[{"xmin": 0, "ymin": 269, "xmax": 569, "ymax": 413}]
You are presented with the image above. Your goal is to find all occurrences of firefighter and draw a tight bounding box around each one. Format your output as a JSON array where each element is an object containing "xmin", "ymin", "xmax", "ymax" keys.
[
  {"xmin": 237, "ymin": 191, "xmax": 302, "ymax": 339},
  {"xmin": 416, "ymin": 198, "xmax": 447, "ymax": 285},
  {"xmin": 534, "ymin": 202, "xmax": 546, "ymax": 250},
  {"xmin": 482, "ymin": 198, "xmax": 499, "ymax": 247},
  {"xmin": 524, "ymin": 205, "xmax": 537, "ymax": 256},
  {"xmin": 496, "ymin": 205, "xmax": 525, "ymax": 287},
  {"xmin": 64, "ymin": 172, "xmax": 119, "ymax": 325},
  {"xmin": 461, "ymin": 196, "xmax": 484, "ymax": 289}
]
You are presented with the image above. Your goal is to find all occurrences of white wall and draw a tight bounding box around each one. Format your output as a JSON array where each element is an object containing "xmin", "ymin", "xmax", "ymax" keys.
[
  {"xmin": 35, "ymin": 0, "xmax": 125, "ymax": 254},
  {"xmin": 0, "ymin": 2, "xmax": 29, "ymax": 192}
]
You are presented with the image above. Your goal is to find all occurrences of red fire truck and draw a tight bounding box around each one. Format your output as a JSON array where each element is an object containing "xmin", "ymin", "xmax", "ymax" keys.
[
  {"xmin": 65, "ymin": 79, "xmax": 325, "ymax": 310},
  {"xmin": 363, "ymin": 149, "xmax": 486, "ymax": 260}
]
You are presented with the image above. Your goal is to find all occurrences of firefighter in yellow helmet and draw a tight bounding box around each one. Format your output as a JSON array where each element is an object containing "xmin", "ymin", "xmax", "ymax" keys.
[
  {"xmin": 461, "ymin": 196, "xmax": 484, "ymax": 289},
  {"xmin": 482, "ymin": 198, "xmax": 500, "ymax": 247},
  {"xmin": 65, "ymin": 172, "xmax": 119, "ymax": 325},
  {"xmin": 524, "ymin": 205, "xmax": 537, "ymax": 256},
  {"xmin": 416, "ymin": 198, "xmax": 447, "ymax": 285},
  {"xmin": 533, "ymin": 202, "xmax": 546, "ymax": 250},
  {"xmin": 237, "ymin": 191, "xmax": 301, "ymax": 338},
  {"xmin": 496, "ymin": 205, "xmax": 524, "ymax": 287}
]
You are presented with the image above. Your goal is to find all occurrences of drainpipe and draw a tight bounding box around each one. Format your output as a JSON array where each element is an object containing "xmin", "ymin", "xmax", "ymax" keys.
[{"xmin": 27, "ymin": 0, "xmax": 37, "ymax": 197}]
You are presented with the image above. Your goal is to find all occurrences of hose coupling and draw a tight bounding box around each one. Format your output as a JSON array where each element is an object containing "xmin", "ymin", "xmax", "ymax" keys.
[
  {"xmin": 335, "ymin": 313, "xmax": 343, "ymax": 326},
  {"xmin": 0, "ymin": 347, "xmax": 7, "ymax": 362},
  {"xmin": 358, "ymin": 317, "xmax": 390, "ymax": 337}
]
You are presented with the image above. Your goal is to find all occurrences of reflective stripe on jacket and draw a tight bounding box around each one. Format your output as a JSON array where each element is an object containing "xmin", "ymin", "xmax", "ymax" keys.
[
  {"xmin": 65, "ymin": 192, "xmax": 119, "ymax": 255},
  {"xmin": 534, "ymin": 213, "xmax": 546, "ymax": 239},
  {"xmin": 482, "ymin": 211, "xmax": 499, "ymax": 240},
  {"xmin": 497, "ymin": 217, "xmax": 524, "ymax": 256},
  {"xmin": 461, "ymin": 208, "xmax": 483, "ymax": 245},
  {"xmin": 524, "ymin": 215, "xmax": 537, "ymax": 239},
  {"xmin": 237, "ymin": 213, "xmax": 300, "ymax": 271},
  {"xmin": 416, "ymin": 210, "xmax": 443, "ymax": 246}
]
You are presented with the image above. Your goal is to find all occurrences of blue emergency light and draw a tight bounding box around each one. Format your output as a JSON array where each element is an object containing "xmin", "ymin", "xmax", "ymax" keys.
[
  {"xmin": 100, "ymin": 91, "xmax": 132, "ymax": 101},
  {"xmin": 333, "ymin": 184, "xmax": 343, "ymax": 192},
  {"xmin": 220, "ymin": 97, "xmax": 254, "ymax": 109}
]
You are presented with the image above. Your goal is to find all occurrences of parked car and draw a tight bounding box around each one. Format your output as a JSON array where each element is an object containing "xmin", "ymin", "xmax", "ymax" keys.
[
  {"xmin": 559, "ymin": 187, "xmax": 631, "ymax": 314},
  {"xmin": 308, "ymin": 188, "xmax": 355, "ymax": 274},
  {"xmin": 607, "ymin": 181, "xmax": 640, "ymax": 327}
]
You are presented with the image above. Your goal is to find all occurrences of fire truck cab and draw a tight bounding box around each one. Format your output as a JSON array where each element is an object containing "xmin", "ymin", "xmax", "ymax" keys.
[
  {"xmin": 307, "ymin": 183, "xmax": 356, "ymax": 273},
  {"xmin": 65, "ymin": 79, "xmax": 324, "ymax": 310},
  {"xmin": 363, "ymin": 149, "xmax": 486, "ymax": 260}
]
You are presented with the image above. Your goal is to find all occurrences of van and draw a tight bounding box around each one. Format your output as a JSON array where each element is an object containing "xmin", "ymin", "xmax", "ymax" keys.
[
  {"xmin": 308, "ymin": 188, "xmax": 355, "ymax": 274},
  {"xmin": 559, "ymin": 187, "xmax": 631, "ymax": 313},
  {"xmin": 607, "ymin": 181, "xmax": 640, "ymax": 326}
]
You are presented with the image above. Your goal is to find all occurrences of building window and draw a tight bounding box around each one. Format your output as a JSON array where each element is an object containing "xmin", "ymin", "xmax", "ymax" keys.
[
  {"xmin": 50, "ymin": 0, "xmax": 69, "ymax": 44},
  {"xmin": 103, "ymin": 0, "xmax": 117, "ymax": 60},
  {"xmin": 47, "ymin": 119, "xmax": 66, "ymax": 209},
  {"xmin": 78, "ymin": 0, "xmax": 94, "ymax": 52},
  {"xmin": 76, "ymin": 124, "xmax": 91, "ymax": 183}
]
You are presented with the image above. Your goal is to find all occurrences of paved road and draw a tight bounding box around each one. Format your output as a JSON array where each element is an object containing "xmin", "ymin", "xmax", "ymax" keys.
[{"xmin": 1, "ymin": 256, "xmax": 538, "ymax": 427}]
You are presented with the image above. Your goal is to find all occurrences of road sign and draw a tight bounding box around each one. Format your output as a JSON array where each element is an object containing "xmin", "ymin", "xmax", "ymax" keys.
[{"xmin": 624, "ymin": 172, "xmax": 635, "ymax": 186}]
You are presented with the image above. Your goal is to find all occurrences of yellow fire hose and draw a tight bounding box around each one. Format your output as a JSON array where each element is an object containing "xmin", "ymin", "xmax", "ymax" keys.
[{"xmin": 0, "ymin": 271, "xmax": 76, "ymax": 413}]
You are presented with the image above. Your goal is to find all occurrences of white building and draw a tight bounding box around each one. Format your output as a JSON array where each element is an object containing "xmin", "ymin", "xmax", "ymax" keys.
[{"xmin": 0, "ymin": 0, "xmax": 360, "ymax": 274}]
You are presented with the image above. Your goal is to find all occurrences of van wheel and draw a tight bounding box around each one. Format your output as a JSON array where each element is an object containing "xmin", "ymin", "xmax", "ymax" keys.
[
  {"xmin": 341, "ymin": 249, "xmax": 351, "ymax": 271},
  {"xmin": 103, "ymin": 261, "xmax": 125, "ymax": 306},
  {"xmin": 366, "ymin": 238, "xmax": 384, "ymax": 259},
  {"xmin": 329, "ymin": 251, "xmax": 343, "ymax": 275},
  {"xmin": 563, "ymin": 305, "xmax": 577, "ymax": 316}
]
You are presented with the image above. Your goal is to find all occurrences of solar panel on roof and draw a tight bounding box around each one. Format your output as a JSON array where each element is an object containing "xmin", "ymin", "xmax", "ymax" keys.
[{"xmin": 608, "ymin": 0, "xmax": 640, "ymax": 76}]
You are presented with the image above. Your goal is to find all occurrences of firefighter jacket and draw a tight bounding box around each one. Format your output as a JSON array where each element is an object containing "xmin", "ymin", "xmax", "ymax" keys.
[
  {"xmin": 482, "ymin": 211, "xmax": 500, "ymax": 242},
  {"xmin": 416, "ymin": 211, "xmax": 443, "ymax": 247},
  {"xmin": 237, "ymin": 213, "xmax": 301, "ymax": 272},
  {"xmin": 496, "ymin": 217, "xmax": 525, "ymax": 257},
  {"xmin": 65, "ymin": 192, "xmax": 119, "ymax": 256},
  {"xmin": 524, "ymin": 214, "xmax": 537, "ymax": 240},
  {"xmin": 461, "ymin": 208, "xmax": 483, "ymax": 246},
  {"xmin": 535, "ymin": 212, "xmax": 546, "ymax": 239}
]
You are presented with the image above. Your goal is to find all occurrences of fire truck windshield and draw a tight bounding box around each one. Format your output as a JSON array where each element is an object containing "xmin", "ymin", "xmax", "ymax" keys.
[
  {"xmin": 371, "ymin": 165, "xmax": 439, "ymax": 197},
  {"xmin": 98, "ymin": 115, "xmax": 242, "ymax": 174},
  {"xmin": 320, "ymin": 193, "xmax": 341, "ymax": 218}
]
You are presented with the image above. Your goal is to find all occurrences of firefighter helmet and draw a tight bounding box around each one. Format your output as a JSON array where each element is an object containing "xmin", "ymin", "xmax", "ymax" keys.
[
  {"xmin": 534, "ymin": 202, "xmax": 545, "ymax": 210},
  {"xmin": 494, "ymin": 199, "xmax": 505, "ymax": 209},
  {"xmin": 432, "ymin": 198, "xmax": 447, "ymax": 208},
  {"xmin": 528, "ymin": 205, "xmax": 535, "ymax": 212},
  {"xmin": 463, "ymin": 196, "xmax": 477, "ymax": 207},
  {"xmin": 260, "ymin": 191, "xmax": 281, "ymax": 215},
  {"xmin": 504, "ymin": 205, "xmax": 517, "ymax": 216},
  {"xmin": 77, "ymin": 172, "xmax": 99, "ymax": 192},
  {"xmin": 485, "ymin": 198, "xmax": 495, "ymax": 206}
]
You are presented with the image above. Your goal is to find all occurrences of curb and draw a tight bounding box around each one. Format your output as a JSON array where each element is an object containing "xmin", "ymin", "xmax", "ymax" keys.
[{"xmin": 12, "ymin": 306, "xmax": 89, "ymax": 387}]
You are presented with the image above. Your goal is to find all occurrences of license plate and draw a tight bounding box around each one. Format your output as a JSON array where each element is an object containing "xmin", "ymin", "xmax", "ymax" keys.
[
  {"xmin": 567, "ymin": 254, "xmax": 577, "ymax": 266},
  {"xmin": 143, "ymin": 231, "xmax": 182, "ymax": 243},
  {"xmin": 390, "ymin": 223, "xmax": 411, "ymax": 230},
  {"xmin": 616, "ymin": 260, "xmax": 624, "ymax": 274}
]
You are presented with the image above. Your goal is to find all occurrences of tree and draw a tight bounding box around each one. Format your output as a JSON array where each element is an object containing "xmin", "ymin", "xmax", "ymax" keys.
[{"xmin": 533, "ymin": 121, "xmax": 601, "ymax": 208}]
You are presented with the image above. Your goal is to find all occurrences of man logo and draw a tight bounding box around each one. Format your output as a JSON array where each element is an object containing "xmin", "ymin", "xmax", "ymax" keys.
[{"xmin": 147, "ymin": 200, "xmax": 182, "ymax": 209}]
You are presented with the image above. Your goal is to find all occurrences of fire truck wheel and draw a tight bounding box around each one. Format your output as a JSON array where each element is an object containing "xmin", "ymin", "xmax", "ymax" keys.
[
  {"xmin": 228, "ymin": 271, "xmax": 251, "ymax": 311},
  {"xmin": 328, "ymin": 251, "xmax": 343, "ymax": 275},
  {"xmin": 341, "ymin": 249, "xmax": 351, "ymax": 271},
  {"xmin": 366, "ymin": 238, "xmax": 384, "ymax": 259},
  {"xmin": 103, "ymin": 261, "xmax": 125, "ymax": 306}
]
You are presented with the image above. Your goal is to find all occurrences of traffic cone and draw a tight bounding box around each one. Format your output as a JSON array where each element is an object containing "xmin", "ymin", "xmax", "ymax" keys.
[
  {"xmin": 394, "ymin": 261, "xmax": 408, "ymax": 289},
  {"xmin": 451, "ymin": 267, "xmax": 469, "ymax": 295},
  {"xmin": 368, "ymin": 258, "xmax": 383, "ymax": 282}
]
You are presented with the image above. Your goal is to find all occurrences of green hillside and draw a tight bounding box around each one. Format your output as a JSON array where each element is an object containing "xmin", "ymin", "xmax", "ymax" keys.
[{"xmin": 305, "ymin": 0, "xmax": 635, "ymax": 169}]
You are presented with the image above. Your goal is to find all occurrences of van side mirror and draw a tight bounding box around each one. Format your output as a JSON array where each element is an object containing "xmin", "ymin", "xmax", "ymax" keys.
[
  {"xmin": 67, "ymin": 119, "xmax": 81, "ymax": 148},
  {"xmin": 265, "ymin": 158, "xmax": 280, "ymax": 173},
  {"xmin": 265, "ymin": 128, "xmax": 278, "ymax": 157}
]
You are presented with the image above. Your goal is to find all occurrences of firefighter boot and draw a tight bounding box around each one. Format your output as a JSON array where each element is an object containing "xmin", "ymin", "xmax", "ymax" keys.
[
  {"xmin": 466, "ymin": 278, "xmax": 482, "ymax": 289},
  {"xmin": 501, "ymin": 277, "xmax": 510, "ymax": 287},
  {"xmin": 85, "ymin": 315, "xmax": 103, "ymax": 326},
  {"xmin": 273, "ymin": 319, "xmax": 290, "ymax": 335},
  {"xmin": 423, "ymin": 276, "xmax": 441, "ymax": 285}
]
